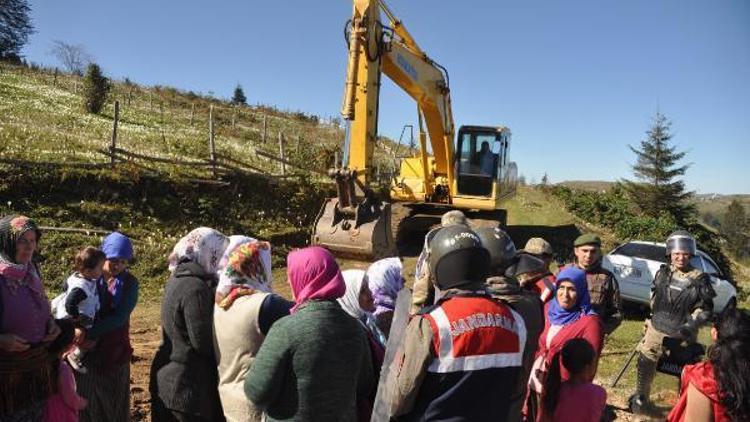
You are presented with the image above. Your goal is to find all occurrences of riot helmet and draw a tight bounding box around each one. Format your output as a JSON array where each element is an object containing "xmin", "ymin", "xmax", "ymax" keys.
[
  {"xmin": 475, "ymin": 227, "xmax": 517, "ymax": 273},
  {"xmin": 666, "ymin": 230, "xmax": 697, "ymax": 257},
  {"xmin": 428, "ymin": 225, "xmax": 490, "ymax": 290}
]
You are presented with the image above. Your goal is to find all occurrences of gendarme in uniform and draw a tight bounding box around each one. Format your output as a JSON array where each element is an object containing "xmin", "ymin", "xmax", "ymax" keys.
[{"xmin": 629, "ymin": 230, "xmax": 716, "ymax": 414}]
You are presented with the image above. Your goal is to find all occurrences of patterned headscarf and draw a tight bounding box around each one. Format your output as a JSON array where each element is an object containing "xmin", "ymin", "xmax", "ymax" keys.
[
  {"xmin": 0, "ymin": 215, "xmax": 42, "ymax": 290},
  {"xmin": 217, "ymin": 237, "xmax": 273, "ymax": 295},
  {"xmin": 548, "ymin": 266, "xmax": 596, "ymax": 326},
  {"xmin": 287, "ymin": 246, "xmax": 345, "ymax": 313},
  {"xmin": 168, "ymin": 227, "xmax": 229, "ymax": 275},
  {"xmin": 366, "ymin": 257, "xmax": 404, "ymax": 317}
]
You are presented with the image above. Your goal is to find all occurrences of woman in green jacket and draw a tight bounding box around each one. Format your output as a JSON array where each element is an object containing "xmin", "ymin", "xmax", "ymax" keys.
[{"xmin": 244, "ymin": 246, "xmax": 374, "ymax": 422}]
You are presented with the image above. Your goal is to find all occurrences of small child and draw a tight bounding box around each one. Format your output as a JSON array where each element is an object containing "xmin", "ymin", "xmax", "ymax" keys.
[
  {"xmin": 541, "ymin": 338, "xmax": 607, "ymax": 422},
  {"xmin": 44, "ymin": 319, "xmax": 88, "ymax": 422},
  {"xmin": 51, "ymin": 246, "xmax": 106, "ymax": 373}
]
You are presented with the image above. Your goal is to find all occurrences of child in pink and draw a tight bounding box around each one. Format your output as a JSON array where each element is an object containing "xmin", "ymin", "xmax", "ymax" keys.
[
  {"xmin": 44, "ymin": 319, "xmax": 87, "ymax": 422},
  {"xmin": 541, "ymin": 338, "xmax": 607, "ymax": 422}
]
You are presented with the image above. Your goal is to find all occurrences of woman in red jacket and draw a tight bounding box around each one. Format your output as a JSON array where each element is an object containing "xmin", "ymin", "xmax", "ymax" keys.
[
  {"xmin": 667, "ymin": 304, "xmax": 750, "ymax": 422},
  {"xmin": 525, "ymin": 266, "xmax": 603, "ymax": 421}
]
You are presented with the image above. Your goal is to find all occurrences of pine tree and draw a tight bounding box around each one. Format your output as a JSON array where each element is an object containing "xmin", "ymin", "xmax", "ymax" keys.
[
  {"xmin": 232, "ymin": 84, "xmax": 247, "ymax": 105},
  {"xmin": 82, "ymin": 63, "xmax": 110, "ymax": 114},
  {"xmin": 722, "ymin": 200, "xmax": 748, "ymax": 257},
  {"xmin": 623, "ymin": 112, "xmax": 694, "ymax": 223},
  {"xmin": 0, "ymin": 0, "xmax": 34, "ymax": 60}
]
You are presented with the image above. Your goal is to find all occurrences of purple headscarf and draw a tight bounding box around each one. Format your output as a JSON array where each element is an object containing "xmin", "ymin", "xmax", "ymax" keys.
[
  {"xmin": 287, "ymin": 247, "xmax": 345, "ymax": 313},
  {"xmin": 366, "ymin": 257, "xmax": 404, "ymax": 317},
  {"xmin": 547, "ymin": 266, "xmax": 596, "ymax": 326}
]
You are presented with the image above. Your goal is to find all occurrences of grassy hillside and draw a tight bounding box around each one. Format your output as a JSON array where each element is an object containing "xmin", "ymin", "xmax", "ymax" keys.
[{"xmin": 0, "ymin": 61, "xmax": 403, "ymax": 178}]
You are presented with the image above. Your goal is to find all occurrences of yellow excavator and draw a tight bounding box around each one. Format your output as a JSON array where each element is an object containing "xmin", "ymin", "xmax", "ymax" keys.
[{"xmin": 312, "ymin": 0, "xmax": 518, "ymax": 259}]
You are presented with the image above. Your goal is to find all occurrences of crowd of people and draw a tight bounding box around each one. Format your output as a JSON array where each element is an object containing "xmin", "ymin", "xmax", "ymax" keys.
[{"xmin": 1, "ymin": 211, "xmax": 749, "ymax": 422}]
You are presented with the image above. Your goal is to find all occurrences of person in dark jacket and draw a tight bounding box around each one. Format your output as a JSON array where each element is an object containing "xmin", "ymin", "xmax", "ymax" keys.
[
  {"xmin": 244, "ymin": 246, "xmax": 374, "ymax": 422},
  {"xmin": 392, "ymin": 225, "xmax": 526, "ymax": 422},
  {"xmin": 476, "ymin": 227, "xmax": 544, "ymax": 422},
  {"xmin": 150, "ymin": 227, "xmax": 229, "ymax": 422}
]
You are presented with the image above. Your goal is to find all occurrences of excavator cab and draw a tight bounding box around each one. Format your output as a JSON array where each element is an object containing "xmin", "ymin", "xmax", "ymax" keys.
[{"xmin": 455, "ymin": 125, "xmax": 512, "ymax": 198}]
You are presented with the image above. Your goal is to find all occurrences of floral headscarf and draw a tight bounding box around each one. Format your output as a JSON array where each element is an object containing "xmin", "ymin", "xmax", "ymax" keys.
[
  {"xmin": 217, "ymin": 236, "xmax": 273, "ymax": 296},
  {"xmin": 168, "ymin": 227, "xmax": 229, "ymax": 275},
  {"xmin": 287, "ymin": 246, "xmax": 345, "ymax": 313},
  {"xmin": 0, "ymin": 215, "xmax": 42, "ymax": 292},
  {"xmin": 548, "ymin": 266, "xmax": 596, "ymax": 326},
  {"xmin": 366, "ymin": 257, "xmax": 404, "ymax": 317}
]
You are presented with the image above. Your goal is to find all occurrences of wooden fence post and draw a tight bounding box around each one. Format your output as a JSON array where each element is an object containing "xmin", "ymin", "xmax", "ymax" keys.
[
  {"xmin": 190, "ymin": 103, "xmax": 195, "ymax": 126},
  {"xmin": 278, "ymin": 131, "xmax": 286, "ymax": 175},
  {"xmin": 262, "ymin": 113, "xmax": 267, "ymax": 144},
  {"xmin": 209, "ymin": 105, "xmax": 217, "ymax": 178},
  {"xmin": 296, "ymin": 135, "xmax": 301, "ymax": 156},
  {"xmin": 110, "ymin": 100, "xmax": 119, "ymax": 167},
  {"xmin": 232, "ymin": 106, "xmax": 237, "ymax": 128}
]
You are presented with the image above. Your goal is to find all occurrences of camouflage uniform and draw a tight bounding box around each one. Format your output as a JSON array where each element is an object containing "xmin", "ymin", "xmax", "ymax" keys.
[{"xmin": 578, "ymin": 263, "xmax": 623, "ymax": 335}]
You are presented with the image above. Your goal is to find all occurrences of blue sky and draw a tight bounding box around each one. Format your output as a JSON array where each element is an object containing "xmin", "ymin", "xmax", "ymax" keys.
[{"xmin": 23, "ymin": 0, "xmax": 750, "ymax": 194}]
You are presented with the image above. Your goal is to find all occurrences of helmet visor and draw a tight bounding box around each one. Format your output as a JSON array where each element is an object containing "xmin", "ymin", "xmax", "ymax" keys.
[{"xmin": 667, "ymin": 236, "xmax": 696, "ymax": 256}]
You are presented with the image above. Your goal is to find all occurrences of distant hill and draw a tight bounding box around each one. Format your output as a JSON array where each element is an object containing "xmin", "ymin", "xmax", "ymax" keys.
[{"xmin": 557, "ymin": 180, "xmax": 616, "ymax": 192}]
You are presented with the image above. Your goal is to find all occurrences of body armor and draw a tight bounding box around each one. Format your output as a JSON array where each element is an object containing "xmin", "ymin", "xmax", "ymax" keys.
[{"xmin": 650, "ymin": 265, "xmax": 715, "ymax": 336}]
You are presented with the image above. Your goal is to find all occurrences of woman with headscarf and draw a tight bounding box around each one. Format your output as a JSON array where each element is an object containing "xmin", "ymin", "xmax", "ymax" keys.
[
  {"xmin": 213, "ymin": 236, "xmax": 292, "ymax": 422},
  {"xmin": 365, "ymin": 257, "xmax": 404, "ymax": 339},
  {"xmin": 244, "ymin": 246, "xmax": 374, "ymax": 422},
  {"xmin": 525, "ymin": 266, "xmax": 603, "ymax": 422},
  {"xmin": 150, "ymin": 227, "xmax": 229, "ymax": 422},
  {"xmin": 339, "ymin": 269, "xmax": 386, "ymax": 422},
  {"xmin": 76, "ymin": 231, "xmax": 139, "ymax": 422},
  {"xmin": 0, "ymin": 215, "xmax": 61, "ymax": 421}
]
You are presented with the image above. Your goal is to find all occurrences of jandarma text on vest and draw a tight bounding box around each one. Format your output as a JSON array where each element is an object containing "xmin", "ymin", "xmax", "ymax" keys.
[{"xmin": 449, "ymin": 313, "xmax": 517, "ymax": 337}]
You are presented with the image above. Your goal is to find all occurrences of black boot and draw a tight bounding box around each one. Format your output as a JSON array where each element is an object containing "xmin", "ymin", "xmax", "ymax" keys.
[{"xmin": 628, "ymin": 354, "xmax": 657, "ymax": 415}]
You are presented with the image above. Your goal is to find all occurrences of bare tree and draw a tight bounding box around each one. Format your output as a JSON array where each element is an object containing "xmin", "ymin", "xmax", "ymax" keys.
[{"xmin": 49, "ymin": 40, "xmax": 92, "ymax": 75}]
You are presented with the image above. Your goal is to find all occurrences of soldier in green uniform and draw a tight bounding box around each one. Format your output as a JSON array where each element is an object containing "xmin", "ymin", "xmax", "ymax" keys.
[{"xmin": 570, "ymin": 233, "xmax": 624, "ymax": 335}]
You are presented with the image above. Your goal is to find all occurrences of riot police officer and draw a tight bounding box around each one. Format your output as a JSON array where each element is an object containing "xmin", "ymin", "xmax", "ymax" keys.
[
  {"xmin": 628, "ymin": 230, "xmax": 716, "ymax": 414},
  {"xmin": 393, "ymin": 225, "xmax": 526, "ymax": 421}
]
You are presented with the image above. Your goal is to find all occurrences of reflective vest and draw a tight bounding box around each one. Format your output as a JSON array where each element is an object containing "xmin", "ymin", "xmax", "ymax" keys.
[{"xmin": 405, "ymin": 294, "xmax": 526, "ymax": 422}]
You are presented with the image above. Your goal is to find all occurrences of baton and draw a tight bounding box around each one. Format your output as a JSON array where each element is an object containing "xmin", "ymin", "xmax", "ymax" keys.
[{"xmin": 610, "ymin": 346, "xmax": 638, "ymax": 388}]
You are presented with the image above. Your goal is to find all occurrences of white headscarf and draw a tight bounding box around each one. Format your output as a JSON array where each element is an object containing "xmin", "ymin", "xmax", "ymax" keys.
[
  {"xmin": 339, "ymin": 269, "xmax": 368, "ymax": 320},
  {"xmin": 339, "ymin": 269, "xmax": 386, "ymax": 346},
  {"xmin": 168, "ymin": 227, "xmax": 229, "ymax": 275},
  {"xmin": 216, "ymin": 235, "xmax": 273, "ymax": 296}
]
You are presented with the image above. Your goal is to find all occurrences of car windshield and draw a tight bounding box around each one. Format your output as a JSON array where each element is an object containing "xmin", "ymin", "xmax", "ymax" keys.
[{"xmin": 613, "ymin": 243, "xmax": 667, "ymax": 263}]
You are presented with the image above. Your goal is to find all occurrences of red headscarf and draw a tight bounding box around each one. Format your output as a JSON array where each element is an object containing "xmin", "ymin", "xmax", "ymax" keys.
[{"xmin": 287, "ymin": 246, "xmax": 345, "ymax": 313}]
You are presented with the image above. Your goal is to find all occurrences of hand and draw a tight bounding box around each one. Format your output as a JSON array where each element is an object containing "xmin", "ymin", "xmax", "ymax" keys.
[
  {"xmin": 74, "ymin": 327, "xmax": 87, "ymax": 344},
  {"xmin": 0, "ymin": 333, "xmax": 30, "ymax": 352},
  {"xmin": 42, "ymin": 318, "xmax": 61, "ymax": 343}
]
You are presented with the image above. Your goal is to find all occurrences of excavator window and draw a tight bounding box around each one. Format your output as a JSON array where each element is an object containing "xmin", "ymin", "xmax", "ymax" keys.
[{"xmin": 456, "ymin": 130, "xmax": 502, "ymax": 196}]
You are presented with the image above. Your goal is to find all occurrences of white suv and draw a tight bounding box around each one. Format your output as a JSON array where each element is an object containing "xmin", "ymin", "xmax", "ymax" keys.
[{"xmin": 601, "ymin": 241, "xmax": 737, "ymax": 313}]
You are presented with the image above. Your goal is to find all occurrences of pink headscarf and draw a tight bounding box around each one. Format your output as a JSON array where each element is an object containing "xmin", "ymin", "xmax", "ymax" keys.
[{"xmin": 287, "ymin": 246, "xmax": 345, "ymax": 313}]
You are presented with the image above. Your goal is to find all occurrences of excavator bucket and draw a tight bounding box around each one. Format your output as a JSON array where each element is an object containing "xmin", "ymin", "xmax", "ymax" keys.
[{"xmin": 312, "ymin": 198, "xmax": 396, "ymax": 260}]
